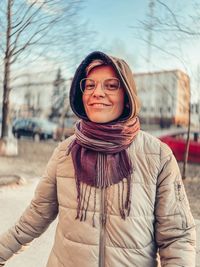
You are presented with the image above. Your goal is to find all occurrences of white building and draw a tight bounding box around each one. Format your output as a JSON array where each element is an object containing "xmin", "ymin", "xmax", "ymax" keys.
[
  {"xmin": 191, "ymin": 102, "xmax": 200, "ymax": 129},
  {"xmin": 8, "ymin": 71, "xmax": 72, "ymax": 119},
  {"xmin": 134, "ymin": 69, "xmax": 190, "ymax": 128}
]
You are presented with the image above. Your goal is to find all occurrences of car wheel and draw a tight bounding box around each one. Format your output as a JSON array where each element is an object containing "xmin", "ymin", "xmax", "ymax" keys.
[
  {"xmin": 33, "ymin": 133, "xmax": 40, "ymax": 142},
  {"xmin": 14, "ymin": 132, "xmax": 20, "ymax": 139}
]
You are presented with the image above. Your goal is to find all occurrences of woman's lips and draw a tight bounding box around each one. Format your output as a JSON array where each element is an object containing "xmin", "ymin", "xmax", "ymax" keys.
[{"xmin": 89, "ymin": 103, "xmax": 111, "ymax": 108}]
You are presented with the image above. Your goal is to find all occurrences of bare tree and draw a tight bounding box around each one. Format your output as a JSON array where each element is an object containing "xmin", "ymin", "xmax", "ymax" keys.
[
  {"xmin": 151, "ymin": 0, "xmax": 199, "ymax": 179},
  {"xmin": 0, "ymin": 0, "xmax": 91, "ymax": 139},
  {"xmin": 131, "ymin": 0, "xmax": 200, "ymax": 178}
]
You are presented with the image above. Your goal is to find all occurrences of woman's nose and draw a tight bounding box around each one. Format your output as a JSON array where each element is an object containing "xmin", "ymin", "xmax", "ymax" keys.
[{"xmin": 92, "ymin": 81, "xmax": 105, "ymax": 97}]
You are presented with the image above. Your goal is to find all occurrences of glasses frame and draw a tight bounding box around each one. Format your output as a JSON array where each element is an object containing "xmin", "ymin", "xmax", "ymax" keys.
[{"xmin": 80, "ymin": 77, "xmax": 121, "ymax": 95}]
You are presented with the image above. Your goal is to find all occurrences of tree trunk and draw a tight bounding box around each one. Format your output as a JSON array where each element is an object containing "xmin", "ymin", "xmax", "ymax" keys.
[
  {"xmin": 182, "ymin": 82, "xmax": 191, "ymax": 179},
  {"xmin": 1, "ymin": 0, "xmax": 12, "ymax": 139},
  {"xmin": 1, "ymin": 59, "xmax": 11, "ymax": 138}
]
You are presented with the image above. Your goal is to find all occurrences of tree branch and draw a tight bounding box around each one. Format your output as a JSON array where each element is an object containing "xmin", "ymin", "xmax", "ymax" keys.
[
  {"xmin": 156, "ymin": 0, "xmax": 200, "ymax": 35},
  {"xmin": 11, "ymin": 1, "xmax": 45, "ymax": 34},
  {"xmin": 0, "ymin": 41, "xmax": 5, "ymax": 53},
  {"xmin": 135, "ymin": 33, "xmax": 188, "ymax": 72},
  {"xmin": 10, "ymin": 17, "xmax": 61, "ymax": 63}
]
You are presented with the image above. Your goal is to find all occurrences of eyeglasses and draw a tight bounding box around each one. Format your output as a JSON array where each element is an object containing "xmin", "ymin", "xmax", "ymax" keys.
[{"xmin": 80, "ymin": 78, "xmax": 121, "ymax": 95}]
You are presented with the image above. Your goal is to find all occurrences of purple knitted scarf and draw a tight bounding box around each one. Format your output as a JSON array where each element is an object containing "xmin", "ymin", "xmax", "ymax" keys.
[{"xmin": 67, "ymin": 117, "xmax": 140, "ymax": 224}]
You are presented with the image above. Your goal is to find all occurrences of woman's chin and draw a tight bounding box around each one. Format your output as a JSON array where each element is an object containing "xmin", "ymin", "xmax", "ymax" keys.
[{"xmin": 88, "ymin": 116, "xmax": 113, "ymax": 124}]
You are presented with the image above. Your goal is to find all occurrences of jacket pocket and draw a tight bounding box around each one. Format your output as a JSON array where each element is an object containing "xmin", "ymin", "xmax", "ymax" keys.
[{"xmin": 174, "ymin": 179, "xmax": 194, "ymax": 229}]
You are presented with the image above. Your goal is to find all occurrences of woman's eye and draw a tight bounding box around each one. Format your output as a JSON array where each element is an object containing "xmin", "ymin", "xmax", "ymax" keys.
[
  {"xmin": 85, "ymin": 84, "xmax": 95, "ymax": 90},
  {"xmin": 105, "ymin": 83, "xmax": 118, "ymax": 90},
  {"xmin": 109, "ymin": 84, "xmax": 118, "ymax": 89}
]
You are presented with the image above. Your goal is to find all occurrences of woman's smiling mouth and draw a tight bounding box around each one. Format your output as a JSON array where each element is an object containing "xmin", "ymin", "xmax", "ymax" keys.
[{"xmin": 89, "ymin": 103, "xmax": 111, "ymax": 108}]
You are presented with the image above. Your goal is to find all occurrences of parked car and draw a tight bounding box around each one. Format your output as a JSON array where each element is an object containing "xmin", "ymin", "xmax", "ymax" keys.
[
  {"xmin": 12, "ymin": 118, "xmax": 57, "ymax": 141},
  {"xmin": 53, "ymin": 117, "xmax": 76, "ymax": 141},
  {"xmin": 159, "ymin": 130, "xmax": 200, "ymax": 163}
]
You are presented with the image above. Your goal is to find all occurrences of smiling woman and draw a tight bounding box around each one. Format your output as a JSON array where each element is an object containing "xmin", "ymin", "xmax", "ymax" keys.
[{"xmin": 0, "ymin": 51, "xmax": 196, "ymax": 267}]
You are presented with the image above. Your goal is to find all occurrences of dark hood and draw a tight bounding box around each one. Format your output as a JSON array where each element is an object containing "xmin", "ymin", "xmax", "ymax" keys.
[{"xmin": 69, "ymin": 51, "xmax": 140, "ymax": 122}]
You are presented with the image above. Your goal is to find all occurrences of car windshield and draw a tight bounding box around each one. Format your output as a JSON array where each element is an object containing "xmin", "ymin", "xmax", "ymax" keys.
[{"xmin": 31, "ymin": 119, "xmax": 56, "ymax": 129}]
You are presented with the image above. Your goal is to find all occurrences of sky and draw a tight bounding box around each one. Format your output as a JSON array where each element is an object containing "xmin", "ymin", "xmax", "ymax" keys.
[
  {"xmin": 79, "ymin": 0, "xmax": 198, "ymax": 67},
  {"xmin": 75, "ymin": 0, "xmax": 200, "ymax": 101},
  {"xmin": 1, "ymin": 0, "xmax": 200, "ymax": 102},
  {"xmin": 79, "ymin": 0, "xmax": 150, "ymax": 70}
]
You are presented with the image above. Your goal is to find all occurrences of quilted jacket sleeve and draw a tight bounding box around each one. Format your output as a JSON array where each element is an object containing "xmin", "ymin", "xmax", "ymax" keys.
[
  {"xmin": 0, "ymin": 146, "xmax": 59, "ymax": 265},
  {"xmin": 155, "ymin": 143, "xmax": 196, "ymax": 267}
]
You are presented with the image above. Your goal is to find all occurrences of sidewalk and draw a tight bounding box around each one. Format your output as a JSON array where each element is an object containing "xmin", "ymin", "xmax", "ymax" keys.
[
  {"xmin": 0, "ymin": 180, "xmax": 199, "ymax": 266},
  {"xmin": 0, "ymin": 179, "xmax": 56, "ymax": 267}
]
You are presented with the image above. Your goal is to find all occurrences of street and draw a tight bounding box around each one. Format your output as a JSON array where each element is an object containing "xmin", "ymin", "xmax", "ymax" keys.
[{"xmin": 0, "ymin": 179, "xmax": 57, "ymax": 267}]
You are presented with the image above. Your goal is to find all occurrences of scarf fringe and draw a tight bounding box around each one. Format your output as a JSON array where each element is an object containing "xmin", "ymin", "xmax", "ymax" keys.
[{"xmin": 75, "ymin": 177, "xmax": 132, "ymax": 226}]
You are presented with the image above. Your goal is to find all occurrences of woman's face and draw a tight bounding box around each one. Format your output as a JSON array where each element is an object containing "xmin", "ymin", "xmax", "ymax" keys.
[{"xmin": 82, "ymin": 65, "xmax": 125, "ymax": 123}]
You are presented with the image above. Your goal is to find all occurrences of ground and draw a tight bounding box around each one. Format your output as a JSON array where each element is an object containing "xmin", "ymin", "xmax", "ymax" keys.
[{"xmin": 0, "ymin": 139, "xmax": 200, "ymax": 219}]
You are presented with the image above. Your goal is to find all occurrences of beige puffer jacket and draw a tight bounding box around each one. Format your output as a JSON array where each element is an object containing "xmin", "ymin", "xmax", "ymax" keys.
[{"xmin": 0, "ymin": 130, "xmax": 196, "ymax": 267}]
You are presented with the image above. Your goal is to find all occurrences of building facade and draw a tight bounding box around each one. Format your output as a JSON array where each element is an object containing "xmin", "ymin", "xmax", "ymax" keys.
[
  {"xmin": 134, "ymin": 70, "xmax": 190, "ymax": 128},
  {"xmin": 191, "ymin": 102, "xmax": 200, "ymax": 129},
  {"xmin": 8, "ymin": 71, "xmax": 72, "ymax": 120}
]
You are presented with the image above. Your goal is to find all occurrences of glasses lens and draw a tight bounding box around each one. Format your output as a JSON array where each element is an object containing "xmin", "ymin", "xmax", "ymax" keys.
[
  {"xmin": 80, "ymin": 79, "xmax": 96, "ymax": 94},
  {"xmin": 103, "ymin": 78, "xmax": 120, "ymax": 94}
]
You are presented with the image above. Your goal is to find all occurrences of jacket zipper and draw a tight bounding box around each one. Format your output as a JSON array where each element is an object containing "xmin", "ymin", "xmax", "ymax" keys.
[{"xmin": 99, "ymin": 188, "xmax": 106, "ymax": 267}]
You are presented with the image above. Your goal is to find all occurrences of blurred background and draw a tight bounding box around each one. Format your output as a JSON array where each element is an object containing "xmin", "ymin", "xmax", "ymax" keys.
[
  {"xmin": 0, "ymin": 1, "xmax": 200, "ymax": 167},
  {"xmin": 0, "ymin": 0, "xmax": 200, "ymax": 138}
]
